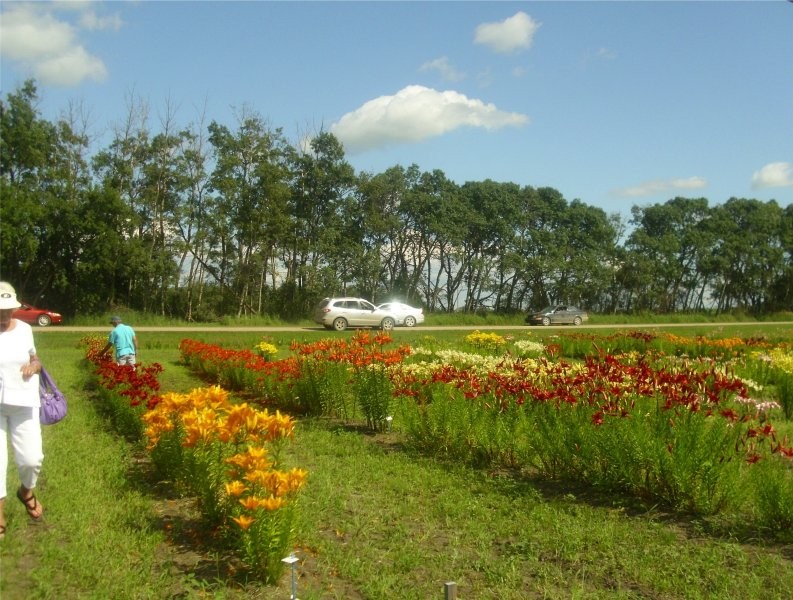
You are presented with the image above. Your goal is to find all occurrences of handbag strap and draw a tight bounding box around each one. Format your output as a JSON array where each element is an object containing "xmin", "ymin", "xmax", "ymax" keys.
[{"xmin": 39, "ymin": 366, "xmax": 54, "ymax": 391}]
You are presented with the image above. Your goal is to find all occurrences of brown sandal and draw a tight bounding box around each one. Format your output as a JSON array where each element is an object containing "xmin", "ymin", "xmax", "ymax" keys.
[
  {"xmin": 0, "ymin": 524, "xmax": 6, "ymax": 539},
  {"xmin": 16, "ymin": 487, "xmax": 43, "ymax": 521}
]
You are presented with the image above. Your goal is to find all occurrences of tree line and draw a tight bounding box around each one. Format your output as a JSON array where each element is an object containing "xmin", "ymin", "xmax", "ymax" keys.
[{"xmin": 1, "ymin": 81, "xmax": 791, "ymax": 320}]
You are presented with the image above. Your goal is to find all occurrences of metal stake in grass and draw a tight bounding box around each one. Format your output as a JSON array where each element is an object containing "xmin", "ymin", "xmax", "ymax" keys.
[
  {"xmin": 282, "ymin": 553, "xmax": 299, "ymax": 599},
  {"xmin": 444, "ymin": 581, "xmax": 457, "ymax": 599}
]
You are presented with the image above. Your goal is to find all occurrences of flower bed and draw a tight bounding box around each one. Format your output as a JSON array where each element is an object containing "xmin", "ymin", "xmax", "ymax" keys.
[
  {"xmin": 178, "ymin": 330, "xmax": 793, "ymax": 534},
  {"xmin": 81, "ymin": 336, "xmax": 306, "ymax": 583}
]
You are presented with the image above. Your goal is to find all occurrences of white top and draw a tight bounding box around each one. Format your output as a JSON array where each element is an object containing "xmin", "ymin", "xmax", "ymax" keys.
[{"xmin": 0, "ymin": 319, "xmax": 40, "ymax": 407}]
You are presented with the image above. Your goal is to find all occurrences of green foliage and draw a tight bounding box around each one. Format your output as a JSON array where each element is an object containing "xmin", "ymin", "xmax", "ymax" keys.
[
  {"xmin": 292, "ymin": 358, "xmax": 353, "ymax": 418},
  {"xmin": 749, "ymin": 456, "xmax": 793, "ymax": 531},
  {"xmin": 93, "ymin": 383, "xmax": 147, "ymax": 441},
  {"xmin": 352, "ymin": 363, "xmax": 394, "ymax": 430},
  {"xmin": 2, "ymin": 80, "xmax": 792, "ymax": 324},
  {"xmin": 772, "ymin": 370, "xmax": 793, "ymax": 419}
]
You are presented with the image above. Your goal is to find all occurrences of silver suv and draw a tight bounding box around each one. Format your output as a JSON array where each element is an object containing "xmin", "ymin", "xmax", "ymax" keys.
[{"xmin": 313, "ymin": 297, "xmax": 396, "ymax": 331}]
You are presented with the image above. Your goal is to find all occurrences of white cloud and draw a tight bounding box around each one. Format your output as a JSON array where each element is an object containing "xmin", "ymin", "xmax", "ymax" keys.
[
  {"xmin": 613, "ymin": 177, "xmax": 708, "ymax": 198},
  {"xmin": 474, "ymin": 12, "xmax": 541, "ymax": 54},
  {"xmin": 0, "ymin": 3, "xmax": 113, "ymax": 86},
  {"xmin": 79, "ymin": 11, "xmax": 123, "ymax": 32},
  {"xmin": 330, "ymin": 85, "xmax": 529, "ymax": 154},
  {"xmin": 751, "ymin": 162, "xmax": 793, "ymax": 189},
  {"xmin": 420, "ymin": 57, "xmax": 465, "ymax": 82},
  {"xmin": 36, "ymin": 46, "xmax": 108, "ymax": 86},
  {"xmin": 0, "ymin": 4, "xmax": 74, "ymax": 61},
  {"xmin": 596, "ymin": 47, "xmax": 617, "ymax": 60}
]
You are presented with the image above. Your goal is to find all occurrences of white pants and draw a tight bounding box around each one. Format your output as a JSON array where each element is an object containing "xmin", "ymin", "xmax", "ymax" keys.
[
  {"xmin": 0, "ymin": 403, "xmax": 44, "ymax": 499},
  {"xmin": 117, "ymin": 354, "xmax": 136, "ymax": 367}
]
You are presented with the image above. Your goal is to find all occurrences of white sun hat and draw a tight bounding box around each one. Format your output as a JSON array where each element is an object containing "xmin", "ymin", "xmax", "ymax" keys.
[{"xmin": 0, "ymin": 281, "xmax": 22, "ymax": 310}]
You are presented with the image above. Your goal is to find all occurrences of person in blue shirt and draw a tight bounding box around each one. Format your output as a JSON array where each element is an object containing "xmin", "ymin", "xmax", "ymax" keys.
[{"xmin": 101, "ymin": 316, "xmax": 138, "ymax": 366}]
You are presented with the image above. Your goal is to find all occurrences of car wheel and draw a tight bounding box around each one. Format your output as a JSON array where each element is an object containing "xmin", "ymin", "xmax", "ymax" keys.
[
  {"xmin": 541, "ymin": 316, "xmax": 551, "ymax": 326},
  {"xmin": 37, "ymin": 314, "xmax": 52, "ymax": 327},
  {"xmin": 573, "ymin": 316, "xmax": 582, "ymax": 326},
  {"xmin": 332, "ymin": 317, "xmax": 348, "ymax": 331},
  {"xmin": 380, "ymin": 317, "xmax": 395, "ymax": 331},
  {"xmin": 403, "ymin": 316, "xmax": 416, "ymax": 327}
]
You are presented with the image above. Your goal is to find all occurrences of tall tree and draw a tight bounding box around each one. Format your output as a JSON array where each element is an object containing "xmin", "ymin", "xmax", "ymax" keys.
[
  {"xmin": 0, "ymin": 80, "xmax": 100, "ymax": 314},
  {"xmin": 0, "ymin": 81, "xmax": 55, "ymax": 293},
  {"xmin": 286, "ymin": 131, "xmax": 356, "ymax": 307},
  {"xmin": 401, "ymin": 169, "xmax": 461, "ymax": 312},
  {"xmin": 355, "ymin": 164, "xmax": 418, "ymax": 301},
  {"xmin": 701, "ymin": 198, "xmax": 785, "ymax": 313},
  {"xmin": 207, "ymin": 112, "xmax": 292, "ymax": 316},
  {"xmin": 91, "ymin": 92, "xmax": 154, "ymax": 308},
  {"xmin": 623, "ymin": 197, "xmax": 711, "ymax": 312},
  {"xmin": 457, "ymin": 180, "xmax": 522, "ymax": 312}
]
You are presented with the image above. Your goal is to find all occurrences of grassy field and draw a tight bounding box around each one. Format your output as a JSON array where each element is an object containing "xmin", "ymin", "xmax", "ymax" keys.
[{"xmin": 1, "ymin": 326, "xmax": 792, "ymax": 599}]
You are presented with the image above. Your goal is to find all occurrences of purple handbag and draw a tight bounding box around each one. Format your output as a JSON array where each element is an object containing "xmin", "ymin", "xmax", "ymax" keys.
[{"xmin": 39, "ymin": 367, "xmax": 67, "ymax": 425}]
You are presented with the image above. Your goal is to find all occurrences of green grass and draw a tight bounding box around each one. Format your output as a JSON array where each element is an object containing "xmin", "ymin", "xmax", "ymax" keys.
[
  {"xmin": 290, "ymin": 421, "xmax": 792, "ymax": 599},
  {"xmin": 1, "ymin": 329, "xmax": 791, "ymax": 599}
]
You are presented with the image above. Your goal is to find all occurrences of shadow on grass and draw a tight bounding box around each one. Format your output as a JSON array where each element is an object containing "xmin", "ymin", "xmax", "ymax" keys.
[
  {"xmin": 319, "ymin": 417, "xmax": 793, "ymax": 558},
  {"xmin": 82, "ymin": 385, "xmax": 265, "ymax": 595},
  {"xmin": 124, "ymin": 452, "xmax": 267, "ymax": 596}
]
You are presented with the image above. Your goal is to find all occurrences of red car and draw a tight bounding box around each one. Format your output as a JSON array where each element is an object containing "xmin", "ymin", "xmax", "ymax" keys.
[{"xmin": 12, "ymin": 302, "xmax": 63, "ymax": 327}]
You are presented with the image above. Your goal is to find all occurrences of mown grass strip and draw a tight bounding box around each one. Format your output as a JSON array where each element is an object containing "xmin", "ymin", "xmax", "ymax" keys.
[
  {"xmin": 1, "ymin": 340, "xmax": 179, "ymax": 599},
  {"xmin": 288, "ymin": 420, "xmax": 793, "ymax": 599}
]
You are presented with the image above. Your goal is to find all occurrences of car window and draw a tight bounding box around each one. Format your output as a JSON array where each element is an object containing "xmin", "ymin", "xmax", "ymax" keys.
[{"xmin": 360, "ymin": 300, "xmax": 376, "ymax": 311}]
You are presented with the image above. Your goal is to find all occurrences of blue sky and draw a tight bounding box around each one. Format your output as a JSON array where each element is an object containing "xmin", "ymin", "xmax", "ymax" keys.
[{"xmin": 1, "ymin": 1, "xmax": 791, "ymax": 219}]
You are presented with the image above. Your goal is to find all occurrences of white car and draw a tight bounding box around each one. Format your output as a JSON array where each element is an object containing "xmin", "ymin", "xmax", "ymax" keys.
[{"xmin": 376, "ymin": 302, "xmax": 425, "ymax": 327}]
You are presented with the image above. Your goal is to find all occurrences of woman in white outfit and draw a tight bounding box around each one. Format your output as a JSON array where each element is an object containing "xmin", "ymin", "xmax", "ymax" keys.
[{"xmin": 0, "ymin": 281, "xmax": 45, "ymax": 539}]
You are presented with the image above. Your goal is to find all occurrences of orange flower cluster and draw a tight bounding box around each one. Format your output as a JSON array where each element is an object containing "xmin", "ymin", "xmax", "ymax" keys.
[
  {"xmin": 81, "ymin": 335, "xmax": 109, "ymax": 362},
  {"xmin": 291, "ymin": 329, "xmax": 411, "ymax": 367},
  {"xmin": 225, "ymin": 445, "xmax": 307, "ymax": 529},
  {"xmin": 141, "ymin": 385, "xmax": 305, "ymax": 534},
  {"xmin": 142, "ymin": 386, "xmax": 295, "ymax": 449},
  {"xmin": 660, "ymin": 332, "xmax": 771, "ymax": 351},
  {"xmin": 180, "ymin": 338, "xmax": 301, "ymax": 394}
]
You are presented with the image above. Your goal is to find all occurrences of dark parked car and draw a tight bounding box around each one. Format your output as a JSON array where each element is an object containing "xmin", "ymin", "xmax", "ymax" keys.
[
  {"xmin": 12, "ymin": 302, "xmax": 63, "ymax": 327},
  {"xmin": 527, "ymin": 305, "xmax": 588, "ymax": 326}
]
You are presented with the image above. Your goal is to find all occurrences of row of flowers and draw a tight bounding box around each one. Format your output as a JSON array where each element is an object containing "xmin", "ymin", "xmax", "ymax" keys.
[
  {"xmin": 180, "ymin": 329, "xmax": 793, "ymax": 535},
  {"xmin": 81, "ymin": 336, "xmax": 306, "ymax": 583}
]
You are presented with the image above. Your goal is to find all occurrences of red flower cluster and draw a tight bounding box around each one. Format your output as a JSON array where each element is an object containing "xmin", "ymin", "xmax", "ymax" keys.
[{"xmin": 82, "ymin": 336, "xmax": 164, "ymax": 410}]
